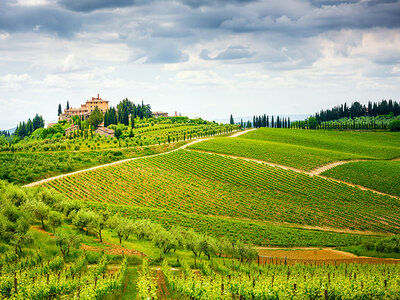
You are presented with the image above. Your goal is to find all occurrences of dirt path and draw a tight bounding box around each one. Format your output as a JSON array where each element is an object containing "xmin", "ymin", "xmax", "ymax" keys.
[
  {"xmin": 309, "ymin": 159, "xmax": 367, "ymax": 175},
  {"xmin": 228, "ymin": 128, "xmax": 256, "ymax": 138}
]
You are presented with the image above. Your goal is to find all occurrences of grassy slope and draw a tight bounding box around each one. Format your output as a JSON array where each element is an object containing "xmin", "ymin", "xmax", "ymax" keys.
[
  {"xmin": 188, "ymin": 128, "xmax": 400, "ymax": 170},
  {"xmin": 0, "ymin": 142, "xmax": 185, "ymax": 185},
  {"xmin": 322, "ymin": 160, "xmax": 400, "ymax": 197},
  {"xmin": 43, "ymin": 150, "xmax": 400, "ymax": 235},
  {"xmin": 242, "ymin": 128, "xmax": 400, "ymax": 159},
  {"xmin": 87, "ymin": 202, "xmax": 382, "ymax": 247},
  {"xmin": 188, "ymin": 138, "xmax": 360, "ymax": 170}
]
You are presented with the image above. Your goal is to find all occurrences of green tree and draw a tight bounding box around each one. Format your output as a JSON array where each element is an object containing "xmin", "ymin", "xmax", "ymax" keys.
[
  {"xmin": 48, "ymin": 211, "xmax": 63, "ymax": 233},
  {"xmin": 307, "ymin": 117, "xmax": 318, "ymax": 129},
  {"xmin": 58, "ymin": 104, "xmax": 62, "ymax": 116},
  {"xmin": 87, "ymin": 106, "xmax": 104, "ymax": 128},
  {"xmin": 389, "ymin": 119, "xmax": 400, "ymax": 132},
  {"xmin": 230, "ymin": 114, "xmax": 234, "ymax": 125},
  {"xmin": 24, "ymin": 200, "xmax": 50, "ymax": 229},
  {"xmin": 55, "ymin": 233, "xmax": 82, "ymax": 260},
  {"xmin": 66, "ymin": 101, "xmax": 70, "ymax": 109}
]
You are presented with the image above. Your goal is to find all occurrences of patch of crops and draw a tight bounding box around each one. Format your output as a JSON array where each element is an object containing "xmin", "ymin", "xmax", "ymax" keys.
[
  {"xmin": 163, "ymin": 258, "xmax": 400, "ymax": 299},
  {"xmin": 323, "ymin": 160, "xmax": 400, "ymax": 197},
  {"xmin": 188, "ymin": 137, "xmax": 360, "ymax": 170},
  {"xmin": 86, "ymin": 202, "xmax": 382, "ymax": 247},
  {"xmin": 0, "ymin": 252, "xmax": 127, "ymax": 299},
  {"xmin": 43, "ymin": 150, "xmax": 400, "ymax": 234},
  {"xmin": 242, "ymin": 128, "xmax": 400, "ymax": 159}
]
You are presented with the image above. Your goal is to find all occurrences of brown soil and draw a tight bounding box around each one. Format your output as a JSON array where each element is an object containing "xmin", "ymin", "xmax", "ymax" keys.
[
  {"xmin": 258, "ymin": 247, "xmax": 356, "ymax": 260},
  {"xmin": 257, "ymin": 247, "xmax": 400, "ymax": 265},
  {"xmin": 31, "ymin": 225, "xmax": 54, "ymax": 237},
  {"xmin": 155, "ymin": 269, "xmax": 170, "ymax": 299},
  {"xmin": 81, "ymin": 243, "xmax": 145, "ymax": 257}
]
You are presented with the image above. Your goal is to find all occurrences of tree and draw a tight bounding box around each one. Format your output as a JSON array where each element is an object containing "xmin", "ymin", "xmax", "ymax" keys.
[
  {"xmin": 389, "ymin": 119, "xmax": 400, "ymax": 132},
  {"xmin": 55, "ymin": 233, "xmax": 82, "ymax": 260},
  {"xmin": 24, "ymin": 200, "xmax": 50, "ymax": 229},
  {"xmin": 230, "ymin": 115, "xmax": 234, "ymax": 125},
  {"xmin": 88, "ymin": 210, "xmax": 109, "ymax": 242},
  {"xmin": 153, "ymin": 229, "xmax": 181, "ymax": 254},
  {"xmin": 66, "ymin": 101, "xmax": 70, "ymax": 109},
  {"xmin": 198, "ymin": 235, "xmax": 217, "ymax": 260},
  {"xmin": 182, "ymin": 229, "xmax": 202, "ymax": 257},
  {"xmin": 307, "ymin": 117, "xmax": 318, "ymax": 129},
  {"xmin": 58, "ymin": 104, "xmax": 62, "ymax": 116},
  {"xmin": 48, "ymin": 211, "xmax": 63, "ymax": 233},
  {"xmin": 87, "ymin": 106, "xmax": 103, "ymax": 128}
]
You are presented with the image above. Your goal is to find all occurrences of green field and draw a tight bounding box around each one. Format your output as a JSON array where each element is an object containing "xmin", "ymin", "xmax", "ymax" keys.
[
  {"xmin": 188, "ymin": 128, "xmax": 400, "ymax": 170},
  {"xmin": 0, "ymin": 142, "xmax": 185, "ymax": 185},
  {"xmin": 323, "ymin": 160, "xmax": 400, "ymax": 197},
  {"xmin": 42, "ymin": 150, "xmax": 400, "ymax": 237},
  {"xmin": 188, "ymin": 137, "xmax": 361, "ymax": 170},
  {"xmin": 242, "ymin": 128, "xmax": 400, "ymax": 159}
]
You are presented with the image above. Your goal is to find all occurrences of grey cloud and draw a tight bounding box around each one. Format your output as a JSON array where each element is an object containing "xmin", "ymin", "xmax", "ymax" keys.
[
  {"xmin": 0, "ymin": 2, "xmax": 82, "ymax": 37},
  {"xmin": 200, "ymin": 46, "xmax": 256, "ymax": 60},
  {"xmin": 56, "ymin": 0, "xmax": 144, "ymax": 12},
  {"xmin": 144, "ymin": 47, "xmax": 189, "ymax": 64}
]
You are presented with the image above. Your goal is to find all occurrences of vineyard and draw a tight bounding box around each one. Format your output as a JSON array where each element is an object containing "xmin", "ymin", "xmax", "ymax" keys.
[
  {"xmin": 1, "ymin": 123, "xmax": 238, "ymax": 153},
  {"xmin": 0, "ymin": 252, "xmax": 127, "ymax": 299},
  {"xmin": 87, "ymin": 202, "xmax": 382, "ymax": 247},
  {"xmin": 187, "ymin": 137, "xmax": 361, "ymax": 170},
  {"xmin": 242, "ymin": 128, "xmax": 400, "ymax": 159},
  {"xmin": 0, "ymin": 142, "xmax": 185, "ymax": 185},
  {"xmin": 161, "ymin": 258, "xmax": 400, "ymax": 299},
  {"xmin": 322, "ymin": 160, "xmax": 400, "ymax": 197},
  {"xmin": 42, "ymin": 150, "xmax": 400, "ymax": 235}
]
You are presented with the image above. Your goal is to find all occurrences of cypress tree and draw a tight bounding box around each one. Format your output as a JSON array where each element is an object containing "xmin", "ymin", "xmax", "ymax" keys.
[
  {"xmin": 58, "ymin": 104, "xmax": 62, "ymax": 116},
  {"xmin": 66, "ymin": 101, "xmax": 70, "ymax": 109},
  {"xmin": 230, "ymin": 115, "xmax": 234, "ymax": 125}
]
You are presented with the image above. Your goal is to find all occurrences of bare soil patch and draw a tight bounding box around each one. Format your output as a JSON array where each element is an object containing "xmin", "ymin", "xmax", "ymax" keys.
[
  {"xmin": 257, "ymin": 247, "xmax": 400, "ymax": 264},
  {"xmin": 31, "ymin": 225, "xmax": 54, "ymax": 237},
  {"xmin": 81, "ymin": 243, "xmax": 145, "ymax": 257}
]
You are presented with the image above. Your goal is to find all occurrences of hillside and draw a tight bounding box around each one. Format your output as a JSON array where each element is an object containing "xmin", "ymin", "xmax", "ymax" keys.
[
  {"xmin": 40, "ymin": 139, "xmax": 400, "ymax": 247},
  {"xmin": 322, "ymin": 160, "xmax": 400, "ymax": 197},
  {"xmin": 188, "ymin": 128, "xmax": 400, "ymax": 170}
]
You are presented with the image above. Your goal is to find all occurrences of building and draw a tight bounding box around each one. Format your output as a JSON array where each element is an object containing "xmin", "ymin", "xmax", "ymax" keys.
[
  {"xmin": 152, "ymin": 111, "xmax": 168, "ymax": 118},
  {"xmin": 95, "ymin": 126, "xmax": 115, "ymax": 137},
  {"xmin": 65, "ymin": 125, "xmax": 79, "ymax": 135},
  {"xmin": 59, "ymin": 94, "xmax": 109, "ymax": 121}
]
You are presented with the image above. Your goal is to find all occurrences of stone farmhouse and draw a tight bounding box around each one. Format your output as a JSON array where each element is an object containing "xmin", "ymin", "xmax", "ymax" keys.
[
  {"xmin": 152, "ymin": 111, "xmax": 169, "ymax": 118},
  {"xmin": 59, "ymin": 94, "xmax": 109, "ymax": 121},
  {"xmin": 60, "ymin": 94, "xmax": 114, "ymax": 137}
]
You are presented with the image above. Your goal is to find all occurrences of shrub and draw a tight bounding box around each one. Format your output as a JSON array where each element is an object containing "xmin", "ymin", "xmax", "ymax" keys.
[{"xmin": 389, "ymin": 119, "xmax": 400, "ymax": 132}]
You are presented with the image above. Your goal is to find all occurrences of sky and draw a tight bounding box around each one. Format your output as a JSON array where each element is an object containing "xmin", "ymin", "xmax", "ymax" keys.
[{"xmin": 0, "ymin": 0, "xmax": 400, "ymax": 129}]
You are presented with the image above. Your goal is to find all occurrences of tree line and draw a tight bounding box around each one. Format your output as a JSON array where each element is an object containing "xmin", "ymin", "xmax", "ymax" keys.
[
  {"xmin": 0, "ymin": 180, "xmax": 256, "ymax": 262},
  {"xmin": 316, "ymin": 100, "xmax": 400, "ymax": 122},
  {"xmin": 230, "ymin": 115, "xmax": 292, "ymax": 128},
  {"xmin": 104, "ymin": 99, "xmax": 152, "ymax": 127},
  {"xmin": 14, "ymin": 114, "xmax": 45, "ymax": 139}
]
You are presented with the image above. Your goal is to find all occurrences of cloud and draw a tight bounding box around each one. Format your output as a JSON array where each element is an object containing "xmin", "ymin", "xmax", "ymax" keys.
[
  {"xmin": 56, "ymin": 0, "xmax": 141, "ymax": 12},
  {"xmin": 144, "ymin": 46, "xmax": 189, "ymax": 64},
  {"xmin": 200, "ymin": 46, "xmax": 256, "ymax": 60}
]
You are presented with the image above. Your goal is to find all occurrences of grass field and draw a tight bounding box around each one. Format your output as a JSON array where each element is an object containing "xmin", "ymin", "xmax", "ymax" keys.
[
  {"xmin": 322, "ymin": 160, "xmax": 400, "ymax": 197},
  {"xmin": 42, "ymin": 150, "xmax": 400, "ymax": 236},
  {"xmin": 188, "ymin": 128, "xmax": 400, "ymax": 170}
]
